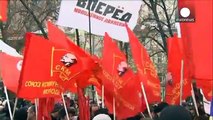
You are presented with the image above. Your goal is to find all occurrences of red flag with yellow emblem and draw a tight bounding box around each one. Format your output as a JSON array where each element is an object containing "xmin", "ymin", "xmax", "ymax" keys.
[
  {"xmin": 48, "ymin": 22, "xmax": 98, "ymax": 90},
  {"xmin": 126, "ymin": 24, "xmax": 161, "ymax": 103},
  {"xmin": 102, "ymin": 33, "xmax": 143, "ymax": 119},
  {"xmin": 17, "ymin": 33, "xmax": 62, "ymax": 99}
]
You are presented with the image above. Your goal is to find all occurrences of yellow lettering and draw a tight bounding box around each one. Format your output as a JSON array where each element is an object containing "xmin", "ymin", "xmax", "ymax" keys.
[
  {"xmin": 55, "ymin": 65, "xmax": 60, "ymax": 70},
  {"xmin": 25, "ymin": 81, "xmax": 41, "ymax": 87},
  {"xmin": 54, "ymin": 65, "xmax": 72, "ymax": 81},
  {"xmin": 43, "ymin": 88, "xmax": 60, "ymax": 95}
]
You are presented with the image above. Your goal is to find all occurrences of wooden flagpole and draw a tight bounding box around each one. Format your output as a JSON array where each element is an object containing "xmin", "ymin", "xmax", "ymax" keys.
[
  {"xmin": 61, "ymin": 93, "xmax": 70, "ymax": 120},
  {"xmin": 180, "ymin": 60, "xmax": 184, "ymax": 105},
  {"xmin": 140, "ymin": 82, "xmax": 152, "ymax": 119},
  {"xmin": 12, "ymin": 97, "xmax": 18, "ymax": 118},
  {"xmin": 113, "ymin": 97, "xmax": 116, "ymax": 120},
  {"xmin": 4, "ymin": 86, "xmax": 13, "ymax": 120},
  {"xmin": 95, "ymin": 91, "xmax": 100, "ymax": 107},
  {"xmin": 102, "ymin": 85, "xmax": 105, "ymax": 108},
  {"xmin": 34, "ymin": 98, "xmax": 38, "ymax": 120}
]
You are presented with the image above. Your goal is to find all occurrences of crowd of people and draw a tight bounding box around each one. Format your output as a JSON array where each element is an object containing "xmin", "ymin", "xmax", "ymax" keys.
[{"xmin": 0, "ymin": 94, "xmax": 211, "ymax": 120}]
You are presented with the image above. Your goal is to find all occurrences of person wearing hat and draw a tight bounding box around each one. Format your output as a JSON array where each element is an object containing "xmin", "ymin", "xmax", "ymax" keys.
[
  {"xmin": 158, "ymin": 105, "xmax": 192, "ymax": 120},
  {"xmin": 92, "ymin": 114, "xmax": 112, "ymax": 120},
  {"xmin": 92, "ymin": 108, "xmax": 112, "ymax": 120}
]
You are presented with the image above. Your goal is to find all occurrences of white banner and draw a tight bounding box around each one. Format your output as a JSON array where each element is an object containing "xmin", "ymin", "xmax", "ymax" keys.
[
  {"xmin": 0, "ymin": 40, "xmax": 22, "ymax": 57},
  {"xmin": 57, "ymin": 0, "xmax": 142, "ymax": 42}
]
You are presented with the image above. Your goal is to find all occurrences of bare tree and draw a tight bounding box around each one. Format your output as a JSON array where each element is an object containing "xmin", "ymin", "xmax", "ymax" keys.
[
  {"xmin": 129, "ymin": 0, "xmax": 178, "ymax": 77},
  {"xmin": 1, "ymin": 0, "xmax": 60, "ymax": 51}
]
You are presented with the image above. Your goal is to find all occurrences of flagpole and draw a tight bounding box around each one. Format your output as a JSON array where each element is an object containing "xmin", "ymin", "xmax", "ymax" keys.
[
  {"xmin": 4, "ymin": 86, "xmax": 13, "ymax": 120},
  {"xmin": 140, "ymin": 82, "xmax": 152, "ymax": 119},
  {"xmin": 35, "ymin": 98, "xmax": 38, "ymax": 120},
  {"xmin": 191, "ymin": 84, "xmax": 200, "ymax": 116},
  {"xmin": 95, "ymin": 91, "xmax": 100, "ymax": 107},
  {"xmin": 113, "ymin": 97, "xmax": 116, "ymax": 120},
  {"xmin": 101, "ymin": 85, "xmax": 105, "ymax": 108},
  {"xmin": 180, "ymin": 60, "xmax": 184, "ymax": 105},
  {"xmin": 61, "ymin": 93, "xmax": 70, "ymax": 120},
  {"xmin": 175, "ymin": 22, "xmax": 182, "ymax": 38},
  {"xmin": 12, "ymin": 97, "xmax": 18, "ymax": 118},
  {"xmin": 87, "ymin": 0, "xmax": 96, "ymax": 103},
  {"xmin": 88, "ymin": 0, "xmax": 92, "ymax": 54}
]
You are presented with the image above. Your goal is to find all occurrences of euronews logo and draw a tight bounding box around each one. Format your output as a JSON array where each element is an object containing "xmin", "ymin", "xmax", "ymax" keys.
[{"xmin": 176, "ymin": 7, "xmax": 195, "ymax": 22}]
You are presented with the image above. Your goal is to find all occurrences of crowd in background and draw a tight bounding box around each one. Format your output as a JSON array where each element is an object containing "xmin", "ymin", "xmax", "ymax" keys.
[{"xmin": 0, "ymin": 92, "xmax": 211, "ymax": 120}]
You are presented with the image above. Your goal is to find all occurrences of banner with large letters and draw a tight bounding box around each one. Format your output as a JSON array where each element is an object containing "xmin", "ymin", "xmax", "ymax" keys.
[{"xmin": 57, "ymin": 0, "xmax": 142, "ymax": 42}]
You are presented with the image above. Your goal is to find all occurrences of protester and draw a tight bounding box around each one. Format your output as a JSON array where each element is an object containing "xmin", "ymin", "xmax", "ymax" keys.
[
  {"xmin": 14, "ymin": 107, "xmax": 28, "ymax": 120},
  {"xmin": 126, "ymin": 113, "xmax": 143, "ymax": 120},
  {"xmin": 91, "ymin": 108, "xmax": 114, "ymax": 120},
  {"xmin": 152, "ymin": 102, "xmax": 169, "ymax": 119},
  {"xmin": 64, "ymin": 95, "xmax": 71, "ymax": 108},
  {"xmin": 0, "ymin": 100, "xmax": 14, "ymax": 120},
  {"xmin": 27, "ymin": 105, "xmax": 36, "ymax": 120},
  {"xmin": 92, "ymin": 114, "xmax": 112, "ymax": 120},
  {"xmin": 51, "ymin": 103, "xmax": 63, "ymax": 120},
  {"xmin": 158, "ymin": 105, "xmax": 192, "ymax": 120},
  {"xmin": 58, "ymin": 107, "xmax": 77, "ymax": 120}
]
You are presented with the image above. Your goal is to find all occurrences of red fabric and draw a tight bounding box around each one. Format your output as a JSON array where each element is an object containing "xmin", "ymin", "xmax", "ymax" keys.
[
  {"xmin": 48, "ymin": 22, "xmax": 97, "ymax": 89},
  {"xmin": 77, "ymin": 87, "xmax": 90, "ymax": 120},
  {"xmin": 17, "ymin": 33, "xmax": 61, "ymax": 99},
  {"xmin": 126, "ymin": 25, "xmax": 161, "ymax": 103},
  {"xmin": 0, "ymin": 0, "xmax": 8, "ymax": 22},
  {"xmin": 101, "ymin": 33, "xmax": 143, "ymax": 119},
  {"xmin": 179, "ymin": 0, "xmax": 213, "ymax": 100},
  {"xmin": 166, "ymin": 34, "xmax": 191, "ymax": 105},
  {"xmin": 38, "ymin": 98, "xmax": 46, "ymax": 120},
  {"xmin": 0, "ymin": 52, "xmax": 22, "ymax": 93},
  {"xmin": 38, "ymin": 98, "xmax": 54, "ymax": 120},
  {"xmin": 50, "ymin": 46, "xmax": 82, "ymax": 90}
]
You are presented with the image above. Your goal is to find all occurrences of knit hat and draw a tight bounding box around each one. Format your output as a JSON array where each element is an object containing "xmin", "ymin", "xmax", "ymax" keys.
[
  {"xmin": 92, "ymin": 114, "xmax": 112, "ymax": 120},
  {"xmin": 159, "ymin": 105, "xmax": 192, "ymax": 120}
]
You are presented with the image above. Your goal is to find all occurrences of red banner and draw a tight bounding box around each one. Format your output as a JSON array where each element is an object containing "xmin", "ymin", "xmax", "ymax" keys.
[
  {"xmin": 0, "ymin": 52, "xmax": 22, "ymax": 93},
  {"xmin": 166, "ymin": 34, "xmax": 191, "ymax": 104},
  {"xmin": 101, "ymin": 33, "xmax": 142, "ymax": 119},
  {"xmin": 17, "ymin": 33, "xmax": 62, "ymax": 99},
  {"xmin": 48, "ymin": 22, "xmax": 98, "ymax": 89},
  {"xmin": 126, "ymin": 24, "xmax": 161, "ymax": 103},
  {"xmin": 179, "ymin": 0, "xmax": 213, "ymax": 100}
]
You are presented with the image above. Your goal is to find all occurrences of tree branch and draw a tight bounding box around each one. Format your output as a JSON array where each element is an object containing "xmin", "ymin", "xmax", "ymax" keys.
[
  {"xmin": 148, "ymin": 0, "xmax": 168, "ymax": 53},
  {"xmin": 161, "ymin": 0, "xmax": 173, "ymax": 37},
  {"xmin": 146, "ymin": 36, "xmax": 167, "ymax": 54},
  {"xmin": 19, "ymin": 0, "xmax": 48, "ymax": 39},
  {"xmin": 150, "ymin": 50, "xmax": 165, "ymax": 57},
  {"xmin": 142, "ymin": 0, "xmax": 152, "ymax": 9}
]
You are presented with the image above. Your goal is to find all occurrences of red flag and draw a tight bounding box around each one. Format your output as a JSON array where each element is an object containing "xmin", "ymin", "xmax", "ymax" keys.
[
  {"xmin": 48, "ymin": 22, "xmax": 97, "ymax": 89},
  {"xmin": 77, "ymin": 87, "xmax": 90, "ymax": 120},
  {"xmin": 166, "ymin": 34, "xmax": 191, "ymax": 104},
  {"xmin": 102, "ymin": 33, "xmax": 143, "ymax": 119},
  {"xmin": 17, "ymin": 33, "xmax": 62, "ymax": 99},
  {"xmin": 179, "ymin": 0, "xmax": 213, "ymax": 100},
  {"xmin": 126, "ymin": 25, "xmax": 161, "ymax": 103},
  {"xmin": 0, "ymin": 52, "xmax": 22, "ymax": 93},
  {"xmin": 38, "ymin": 98, "xmax": 54, "ymax": 120},
  {"xmin": 0, "ymin": 0, "xmax": 8, "ymax": 22}
]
